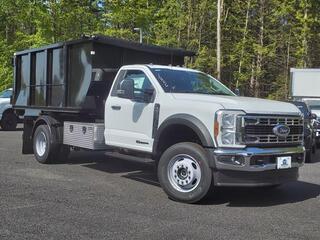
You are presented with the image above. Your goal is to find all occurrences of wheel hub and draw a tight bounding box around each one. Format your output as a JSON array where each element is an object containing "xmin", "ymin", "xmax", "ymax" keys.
[
  {"xmin": 168, "ymin": 154, "xmax": 201, "ymax": 192},
  {"xmin": 35, "ymin": 131, "xmax": 47, "ymax": 157}
]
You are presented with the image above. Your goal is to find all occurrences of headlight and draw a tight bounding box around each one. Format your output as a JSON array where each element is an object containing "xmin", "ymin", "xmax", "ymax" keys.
[{"xmin": 214, "ymin": 110, "xmax": 246, "ymax": 148}]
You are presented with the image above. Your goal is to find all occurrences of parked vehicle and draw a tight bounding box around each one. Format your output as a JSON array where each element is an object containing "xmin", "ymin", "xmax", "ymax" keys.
[
  {"xmin": 290, "ymin": 68, "xmax": 320, "ymax": 146},
  {"xmin": 0, "ymin": 88, "xmax": 18, "ymax": 130},
  {"xmin": 302, "ymin": 101, "xmax": 320, "ymax": 147},
  {"xmin": 289, "ymin": 101, "xmax": 316, "ymax": 162},
  {"xmin": 12, "ymin": 36, "xmax": 305, "ymax": 203}
]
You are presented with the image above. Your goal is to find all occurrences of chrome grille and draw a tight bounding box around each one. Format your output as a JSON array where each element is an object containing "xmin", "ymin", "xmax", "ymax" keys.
[{"xmin": 243, "ymin": 115, "xmax": 304, "ymax": 145}]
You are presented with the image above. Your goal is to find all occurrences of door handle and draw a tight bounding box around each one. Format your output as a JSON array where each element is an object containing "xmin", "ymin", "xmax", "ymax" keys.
[{"xmin": 111, "ymin": 105, "xmax": 121, "ymax": 110}]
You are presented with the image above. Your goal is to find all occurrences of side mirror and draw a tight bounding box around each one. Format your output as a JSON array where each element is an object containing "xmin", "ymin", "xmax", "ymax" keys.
[
  {"xmin": 117, "ymin": 78, "xmax": 134, "ymax": 99},
  {"xmin": 234, "ymin": 88, "xmax": 240, "ymax": 96},
  {"xmin": 311, "ymin": 113, "xmax": 317, "ymax": 120}
]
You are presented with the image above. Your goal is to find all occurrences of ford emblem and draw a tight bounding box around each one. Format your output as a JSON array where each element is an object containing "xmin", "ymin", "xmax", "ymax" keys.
[{"xmin": 273, "ymin": 124, "xmax": 290, "ymax": 138}]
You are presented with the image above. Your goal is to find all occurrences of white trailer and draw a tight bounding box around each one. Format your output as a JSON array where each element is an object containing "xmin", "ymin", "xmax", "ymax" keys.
[
  {"xmin": 290, "ymin": 68, "xmax": 320, "ymax": 99},
  {"xmin": 290, "ymin": 68, "xmax": 320, "ymax": 143},
  {"xmin": 290, "ymin": 68, "xmax": 320, "ymax": 116}
]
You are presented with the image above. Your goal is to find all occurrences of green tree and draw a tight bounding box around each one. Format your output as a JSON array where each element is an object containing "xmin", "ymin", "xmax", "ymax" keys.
[{"xmin": 1, "ymin": 0, "xmax": 320, "ymax": 99}]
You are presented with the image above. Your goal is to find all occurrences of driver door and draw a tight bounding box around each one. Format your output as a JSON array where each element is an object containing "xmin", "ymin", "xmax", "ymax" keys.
[{"xmin": 105, "ymin": 69, "xmax": 156, "ymax": 152}]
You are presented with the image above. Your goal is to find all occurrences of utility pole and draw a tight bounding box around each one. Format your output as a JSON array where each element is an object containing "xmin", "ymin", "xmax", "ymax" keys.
[
  {"xmin": 134, "ymin": 28, "xmax": 143, "ymax": 43},
  {"xmin": 216, "ymin": 0, "xmax": 221, "ymax": 80}
]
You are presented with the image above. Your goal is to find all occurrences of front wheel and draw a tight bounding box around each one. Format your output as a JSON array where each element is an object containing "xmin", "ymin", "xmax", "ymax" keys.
[
  {"xmin": 312, "ymin": 144, "xmax": 316, "ymax": 154},
  {"xmin": 305, "ymin": 150, "xmax": 312, "ymax": 163},
  {"xmin": 157, "ymin": 142, "xmax": 213, "ymax": 203}
]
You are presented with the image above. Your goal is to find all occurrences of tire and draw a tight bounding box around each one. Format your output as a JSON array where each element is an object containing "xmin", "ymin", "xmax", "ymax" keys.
[
  {"xmin": 1, "ymin": 111, "xmax": 17, "ymax": 131},
  {"xmin": 59, "ymin": 145, "xmax": 71, "ymax": 160},
  {"xmin": 312, "ymin": 144, "xmax": 316, "ymax": 154},
  {"xmin": 305, "ymin": 150, "xmax": 312, "ymax": 163},
  {"xmin": 157, "ymin": 142, "xmax": 213, "ymax": 203},
  {"xmin": 33, "ymin": 124, "xmax": 69, "ymax": 164}
]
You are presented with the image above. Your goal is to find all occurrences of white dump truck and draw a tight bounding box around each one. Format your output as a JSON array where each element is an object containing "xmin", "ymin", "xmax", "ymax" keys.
[{"xmin": 12, "ymin": 36, "xmax": 305, "ymax": 203}]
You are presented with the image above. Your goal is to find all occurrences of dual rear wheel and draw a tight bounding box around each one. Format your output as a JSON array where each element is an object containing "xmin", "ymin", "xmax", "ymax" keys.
[{"xmin": 33, "ymin": 124, "xmax": 69, "ymax": 164}]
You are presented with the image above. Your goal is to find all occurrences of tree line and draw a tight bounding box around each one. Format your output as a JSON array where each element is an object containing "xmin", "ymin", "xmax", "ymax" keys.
[{"xmin": 0, "ymin": 0, "xmax": 319, "ymax": 99}]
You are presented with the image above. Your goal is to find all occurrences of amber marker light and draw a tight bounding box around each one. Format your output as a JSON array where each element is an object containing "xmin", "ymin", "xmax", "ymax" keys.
[{"xmin": 214, "ymin": 121, "xmax": 219, "ymax": 139}]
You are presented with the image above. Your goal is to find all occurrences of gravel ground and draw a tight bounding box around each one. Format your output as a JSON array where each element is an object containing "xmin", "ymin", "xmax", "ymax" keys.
[{"xmin": 0, "ymin": 126, "xmax": 319, "ymax": 240}]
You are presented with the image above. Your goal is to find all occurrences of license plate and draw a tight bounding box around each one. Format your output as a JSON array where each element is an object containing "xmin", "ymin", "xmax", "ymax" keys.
[{"xmin": 277, "ymin": 156, "xmax": 292, "ymax": 169}]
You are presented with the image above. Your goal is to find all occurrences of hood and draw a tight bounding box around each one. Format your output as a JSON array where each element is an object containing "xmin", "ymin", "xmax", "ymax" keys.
[
  {"xmin": 311, "ymin": 109, "xmax": 320, "ymax": 118},
  {"xmin": 0, "ymin": 98, "xmax": 10, "ymax": 105},
  {"xmin": 172, "ymin": 94, "xmax": 301, "ymax": 115}
]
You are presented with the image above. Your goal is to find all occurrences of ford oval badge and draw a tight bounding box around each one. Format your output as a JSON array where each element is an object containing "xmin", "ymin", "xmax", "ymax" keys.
[{"xmin": 273, "ymin": 124, "xmax": 290, "ymax": 138}]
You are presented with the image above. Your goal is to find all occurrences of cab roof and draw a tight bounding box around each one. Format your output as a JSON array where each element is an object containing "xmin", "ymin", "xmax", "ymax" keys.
[{"xmin": 146, "ymin": 64, "xmax": 200, "ymax": 72}]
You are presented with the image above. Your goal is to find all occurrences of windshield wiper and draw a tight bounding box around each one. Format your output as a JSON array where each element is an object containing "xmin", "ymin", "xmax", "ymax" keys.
[
  {"xmin": 171, "ymin": 90, "xmax": 231, "ymax": 95},
  {"xmin": 214, "ymin": 92, "xmax": 230, "ymax": 96}
]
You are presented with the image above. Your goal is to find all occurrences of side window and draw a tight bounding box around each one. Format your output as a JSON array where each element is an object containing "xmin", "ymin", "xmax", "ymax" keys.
[{"xmin": 113, "ymin": 70, "xmax": 154, "ymax": 102}]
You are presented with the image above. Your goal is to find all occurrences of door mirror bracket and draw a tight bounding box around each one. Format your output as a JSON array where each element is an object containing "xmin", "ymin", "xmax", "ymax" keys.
[{"xmin": 143, "ymin": 88, "xmax": 155, "ymax": 102}]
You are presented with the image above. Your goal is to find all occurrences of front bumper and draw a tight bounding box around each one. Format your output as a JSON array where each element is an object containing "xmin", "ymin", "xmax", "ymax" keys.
[{"xmin": 209, "ymin": 146, "xmax": 305, "ymax": 187}]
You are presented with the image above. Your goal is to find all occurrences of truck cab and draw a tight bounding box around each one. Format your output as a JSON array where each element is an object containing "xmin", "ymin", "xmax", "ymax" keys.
[
  {"xmin": 13, "ymin": 36, "xmax": 305, "ymax": 203},
  {"xmin": 100, "ymin": 64, "xmax": 304, "ymax": 202}
]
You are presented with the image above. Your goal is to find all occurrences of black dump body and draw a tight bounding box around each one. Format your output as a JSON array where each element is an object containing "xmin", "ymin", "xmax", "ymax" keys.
[{"xmin": 12, "ymin": 35, "xmax": 194, "ymax": 119}]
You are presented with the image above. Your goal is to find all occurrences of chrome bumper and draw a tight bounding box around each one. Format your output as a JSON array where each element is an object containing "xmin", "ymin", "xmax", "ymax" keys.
[
  {"xmin": 209, "ymin": 146, "xmax": 304, "ymax": 187},
  {"xmin": 212, "ymin": 145, "xmax": 305, "ymax": 172}
]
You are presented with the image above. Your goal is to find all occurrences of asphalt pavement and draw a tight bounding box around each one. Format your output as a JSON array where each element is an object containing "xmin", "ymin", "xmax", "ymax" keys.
[{"xmin": 0, "ymin": 126, "xmax": 319, "ymax": 240}]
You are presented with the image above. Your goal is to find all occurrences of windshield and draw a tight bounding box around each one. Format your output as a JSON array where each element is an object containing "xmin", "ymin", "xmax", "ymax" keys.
[
  {"xmin": 150, "ymin": 68, "xmax": 235, "ymax": 96},
  {"xmin": 309, "ymin": 105, "xmax": 320, "ymax": 111},
  {"xmin": 0, "ymin": 89, "xmax": 12, "ymax": 98}
]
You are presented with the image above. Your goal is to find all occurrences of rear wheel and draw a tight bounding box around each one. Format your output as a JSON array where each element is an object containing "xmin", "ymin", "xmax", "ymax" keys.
[
  {"xmin": 157, "ymin": 142, "xmax": 213, "ymax": 203},
  {"xmin": 33, "ymin": 124, "xmax": 69, "ymax": 164},
  {"xmin": 305, "ymin": 150, "xmax": 312, "ymax": 163},
  {"xmin": 1, "ymin": 111, "xmax": 17, "ymax": 131}
]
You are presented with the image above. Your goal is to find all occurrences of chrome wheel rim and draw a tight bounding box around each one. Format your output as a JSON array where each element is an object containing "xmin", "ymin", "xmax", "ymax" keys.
[
  {"xmin": 167, "ymin": 154, "xmax": 201, "ymax": 193},
  {"xmin": 35, "ymin": 131, "xmax": 47, "ymax": 157}
]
